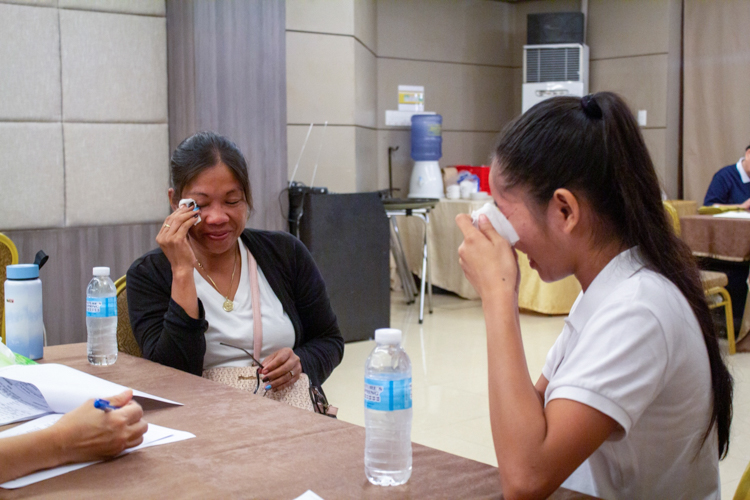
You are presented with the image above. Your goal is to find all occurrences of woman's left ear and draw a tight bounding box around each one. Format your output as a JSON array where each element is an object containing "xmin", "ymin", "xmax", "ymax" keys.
[{"xmin": 550, "ymin": 188, "xmax": 580, "ymax": 234}]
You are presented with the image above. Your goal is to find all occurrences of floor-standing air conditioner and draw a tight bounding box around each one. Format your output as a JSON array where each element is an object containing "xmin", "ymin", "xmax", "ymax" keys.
[{"xmin": 522, "ymin": 43, "xmax": 589, "ymax": 113}]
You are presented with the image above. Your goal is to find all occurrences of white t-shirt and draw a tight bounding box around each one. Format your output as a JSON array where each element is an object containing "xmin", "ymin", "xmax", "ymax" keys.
[
  {"xmin": 542, "ymin": 248, "xmax": 720, "ymax": 499},
  {"xmin": 195, "ymin": 240, "xmax": 295, "ymax": 370}
]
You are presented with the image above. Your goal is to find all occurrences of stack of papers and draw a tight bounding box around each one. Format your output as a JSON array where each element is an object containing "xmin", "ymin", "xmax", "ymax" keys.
[
  {"xmin": 0, "ymin": 363, "xmax": 195, "ymax": 489},
  {"xmin": 0, "ymin": 364, "xmax": 181, "ymax": 425}
]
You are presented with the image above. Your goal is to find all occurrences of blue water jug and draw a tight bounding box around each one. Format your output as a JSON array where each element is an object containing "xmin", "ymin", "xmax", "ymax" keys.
[{"xmin": 411, "ymin": 114, "xmax": 442, "ymax": 161}]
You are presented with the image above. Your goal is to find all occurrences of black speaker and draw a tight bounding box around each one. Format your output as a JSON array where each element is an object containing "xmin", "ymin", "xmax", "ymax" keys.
[
  {"xmin": 292, "ymin": 191, "xmax": 390, "ymax": 343},
  {"xmin": 527, "ymin": 12, "xmax": 584, "ymax": 45}
]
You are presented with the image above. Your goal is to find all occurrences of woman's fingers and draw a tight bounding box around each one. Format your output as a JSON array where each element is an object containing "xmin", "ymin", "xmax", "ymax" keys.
[
  {"xmin": 455, "ymin": 213, "xmax": 478, "ymax": 238},
  {"xmin": 159, "ymin": 206, "xmax": 199, "ymax": 236},
  {"xmin": 106, "ymin": 389, "xmax": 134, "ymax": 408},
  {"xmin": 261, "ymin": 348, "xmax": 302, "ymax": 391},
  {"xmin": 156, "ymin": 205, "xmax": 199, "ymax": 271},
  {"xmin": 124, "ymin": 421, "xmax": 148, "ymax": 448},
  {"xmin": 456, "ymin": 213, "xmax": 517, "ymax": 298},
  {"xmin": 117, "ymin": 400, "xmax": 145, "ymax": 425}
]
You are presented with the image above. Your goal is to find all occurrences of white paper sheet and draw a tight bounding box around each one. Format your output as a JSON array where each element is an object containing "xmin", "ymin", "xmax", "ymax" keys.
[
  {"xmin": 294, "ymin": 490, "xmax": 325, "ymax": 500},
  {"xmin": 0, "ymin": 414, "xmax": 195, "ymax": 489},
  {"xmin": 0, "ymin": 364, "xmax": 181, "ymax": 426},
  {"xmin": 0, "ymin": 378, "xmax": 53, "ymax": 425},
  {"xmin": 714, "ymin": 211, "xmax": 750, "ymax": 219}
]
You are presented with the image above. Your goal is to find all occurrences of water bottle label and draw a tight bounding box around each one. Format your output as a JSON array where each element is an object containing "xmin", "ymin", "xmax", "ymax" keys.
[
  {"xmin": 86, "ymin": 297, "xmax": 117, "ymax": 318},
  {"xmin": 364, "ymin": 377, "xmax": 412, "ymax": 411}
]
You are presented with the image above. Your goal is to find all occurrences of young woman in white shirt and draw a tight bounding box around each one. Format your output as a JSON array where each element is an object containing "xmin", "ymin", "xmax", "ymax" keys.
[{"xmin": 456, "ymin": 92, "xmax": 732, "ymax": 499}]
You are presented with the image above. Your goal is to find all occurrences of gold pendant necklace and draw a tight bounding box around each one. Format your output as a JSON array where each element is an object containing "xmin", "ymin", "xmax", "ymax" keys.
[{"xmin": 195, "ymin": 247, "xmax": 238, "ymax": 312}]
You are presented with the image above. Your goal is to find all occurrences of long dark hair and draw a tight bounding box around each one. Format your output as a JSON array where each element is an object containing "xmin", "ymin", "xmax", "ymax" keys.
[
  {"xmin": 170, "ymin": 131, "xmax": 253, "ymax": 213},
  {"xmin": 494, "ymin": 92, "xmax": 732, "ymax": 458}
]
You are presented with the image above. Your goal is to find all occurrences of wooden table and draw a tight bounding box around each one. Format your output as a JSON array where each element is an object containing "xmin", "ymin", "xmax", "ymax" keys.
[
  {"xmin": 680, "ymin": 215, "xmax": 750, "ymax": 262},
  {"xmin": 680, "ymin": 214, "xmax": 750, "ymax": 340},
  {"xmin": 2, "ymin": 344, "xmax": 595, "ymax": 499}
]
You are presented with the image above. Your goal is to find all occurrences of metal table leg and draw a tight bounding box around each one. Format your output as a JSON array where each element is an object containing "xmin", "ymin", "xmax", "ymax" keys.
[
  {"xmin": 389, "ymin": 216, "xmax": 418, "ymax": 303},
  {"xmin": 414, "ymin": 212, "xmax": 433, "ymax": 323},
  {"xmin": 425, "ymin": 211, "xmax": 433, "ymax": 314}
]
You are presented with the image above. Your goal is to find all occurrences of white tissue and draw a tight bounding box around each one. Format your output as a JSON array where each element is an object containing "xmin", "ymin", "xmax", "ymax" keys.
[
  {"xmin": 471, "ymin": 202, "xmax": 519, "ymax": 245},
  {"xmin": 179, "ymin": 198, "xmax": 201, "ymax": 226}
]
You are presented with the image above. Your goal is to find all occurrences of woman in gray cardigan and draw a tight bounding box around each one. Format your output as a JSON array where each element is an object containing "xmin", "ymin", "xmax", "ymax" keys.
[{"xmin": 127, "ymin": 132, "xmax": 343, "ymax": 388}]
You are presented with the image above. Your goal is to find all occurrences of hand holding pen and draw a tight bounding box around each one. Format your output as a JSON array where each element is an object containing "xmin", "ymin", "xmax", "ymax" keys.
[{"xmin": 53, "ymin": 389, "xmax": 148, "ymax": 463}]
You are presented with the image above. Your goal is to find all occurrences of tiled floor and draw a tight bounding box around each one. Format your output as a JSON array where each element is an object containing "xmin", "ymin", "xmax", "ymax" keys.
[{"xmin": 323, "ymin": 292, "xmax": 750, "ymax": 498}]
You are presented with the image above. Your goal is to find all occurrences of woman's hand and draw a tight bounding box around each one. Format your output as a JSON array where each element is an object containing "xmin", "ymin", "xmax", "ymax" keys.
[
  {"xmin": 456, "ymin": 213, "xmax": 520, "ymax": 301},
  {"xmin": 260, "ymin": 348, "xmax": 302, "ymax": 392},
  {"xmin": 156, "ymin": 205, "xmax": 201, "ymax": 274},
  {"xmin": 51, "ymin": 390, "xmax": 148, "ymax": 464}
]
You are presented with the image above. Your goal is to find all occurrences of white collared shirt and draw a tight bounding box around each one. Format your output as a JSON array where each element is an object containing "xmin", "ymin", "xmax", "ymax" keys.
[
  {"xmin": 736, "ymin": 157, "xmax": 750, "ymax": 184},
  {"xmin": 542, "ymin": 248, "xmax": 719, "ymax": 499}
]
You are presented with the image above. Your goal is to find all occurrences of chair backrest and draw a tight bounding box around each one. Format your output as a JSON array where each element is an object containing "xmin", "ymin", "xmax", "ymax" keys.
[
  {"xmin": 0, "ymin": 233, "xmax": 19, "ymax": 345},
  {"xmin": 663, "ymin": 201, "xmax": 681, "ymax": 237},
  {"xmin": 114, "ymin": 276, "xmax": 142, "ymax": 358},
  {"xmin": 735, "ymin": 459, "xmax": 750, "ymax": 500}
]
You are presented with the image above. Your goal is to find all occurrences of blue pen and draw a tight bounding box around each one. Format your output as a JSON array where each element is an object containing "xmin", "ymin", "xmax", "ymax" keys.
[{"xmin": 93, "ymin": 399, "xmax": 120, "ymax": 412}]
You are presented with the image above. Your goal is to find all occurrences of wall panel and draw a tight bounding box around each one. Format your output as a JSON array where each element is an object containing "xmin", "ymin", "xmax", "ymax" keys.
[
  {"xmin": 0, "ymin": 0, "xmax": 169, "ymax": 345},
  {"xmin": 0, "ymin": 123, "xmax": 65, "ymax": 229},
  {"xmin": 287, "ymin": 124, "xmax": 357, "ymax": 192},
  {"xmin": 168, "ymin": 0, "xmax": 288, "ymax": 231},
  {"xmin": 64, "ymin": 123, "xmax": 169, "ymax": 226},
  {"xmin": 590, "ymin": 54, "xmax": 669, "ymax": 128},
  {"xmin": 587, "ymin": 0, "xmax": 680, "ymax": 199},
  {"xmin": 60, "ymin": 9, "xmax": 167, "ymax": 122},
  {"xmin": 377, "ymin": 58, "xmax": 514, "ymax": 132},
  {"xmin": 287, "ymin": 32, "xmax": 356, "ymax": 126},
  {"xmin": 0, "ymin": 3, "xmax": 61, "ymax": 121},
  {"xmin": 59, "ymin": 0, "xmax": 165, "ymax": 15},
  {"xmin": 286, "ymin": 0, "xmax": 353, "ymax": 35},
  {"xmin": 3, "ymin": 223, "xmax": 161, "ymax": 346},
  {"xmin": 587, "ymin": 0, "xmax": 669, "ymax": 60},
  {"xmin": 0, "ymin": 0, "xmax": 56, "ymax": 6},
  {"xmin": 355, "ymin": 127, "xmax": 378, "ymax": 192},
  {"xmin": 377, "ymin": 0, "xmax": 514, "ymax": 66}
]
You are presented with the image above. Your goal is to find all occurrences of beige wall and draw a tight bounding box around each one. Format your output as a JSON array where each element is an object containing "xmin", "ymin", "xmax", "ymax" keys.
[
  {"xmin": 286, "ymin": 0, "xmax": 377, "ymax": 193},
  {"xmin": 287, "ymin": 0, "xmax": 680, "ymax": 197},
  {"xmin": 0, "ymin": 0, "xmax": 169, "ymax": 231},
  {"xmin": 587, "ymin": 0, "xmax": 682, "ymax": 199},
  {"xmin": 287, "ymin": 0, "xmax": 521, "ymax": 195}
]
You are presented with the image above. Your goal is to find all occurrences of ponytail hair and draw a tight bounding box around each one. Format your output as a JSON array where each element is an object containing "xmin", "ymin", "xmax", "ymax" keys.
[{"xmin": 494, "ymin": 92, "xmax": 733, "ymax": 458}]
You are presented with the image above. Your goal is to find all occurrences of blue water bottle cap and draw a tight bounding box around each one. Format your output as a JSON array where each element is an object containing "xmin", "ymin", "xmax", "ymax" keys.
[{"xmin": 6, "ymin": 264, "xmax": 40, "ymax": 280}]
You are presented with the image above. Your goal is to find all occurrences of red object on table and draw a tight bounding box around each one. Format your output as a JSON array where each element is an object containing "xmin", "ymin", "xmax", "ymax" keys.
[{"xmin": 455, "ymin": 165, "xmax": 490, "ymax": 193}]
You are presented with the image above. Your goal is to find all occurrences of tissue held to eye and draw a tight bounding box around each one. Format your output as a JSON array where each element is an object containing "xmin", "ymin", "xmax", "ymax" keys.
[
  {"xmin": 470, "ymin": 202, "xmax": 519, "ymax": 245},
  {"xmin": 179, "ymin": 198, "xmax": 202, "ymax": 226}
]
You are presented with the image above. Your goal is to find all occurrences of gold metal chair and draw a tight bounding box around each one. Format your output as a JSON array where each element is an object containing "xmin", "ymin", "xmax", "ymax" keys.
[
  {"xmin": 735, "ymin": 460, "xmax": 750, "ymax": 500},
  {"xmin": 664, "ymin": 201, "xmax": 736, "ymax": 354},
  {"xmin": 698, "ymin": 204, "xmax": 744, "ymax": 215},
  {"xmin": 114, "ymin": 276, "xmax": 142, "ymax": 357},
  {"xmin": 0, "ymin": 233, "xmax": 19, "ymax": 345}
]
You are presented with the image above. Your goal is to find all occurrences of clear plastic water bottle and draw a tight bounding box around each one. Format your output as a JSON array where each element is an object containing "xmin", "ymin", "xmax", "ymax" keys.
[
  {"xmin": 86, "ymin": 267, "xmax": 118, "ymax": 366},
  {"xmin": 364, "ymin": 328, "xmax": 412, "ymax": 486}
]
